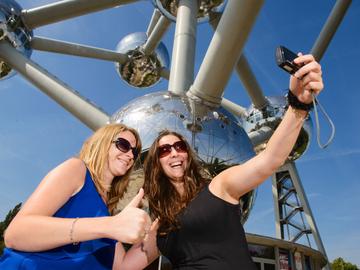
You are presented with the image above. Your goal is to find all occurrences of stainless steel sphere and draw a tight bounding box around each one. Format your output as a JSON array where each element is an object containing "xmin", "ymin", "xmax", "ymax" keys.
[
  {"xmin": 111, "ymin": 90, "xmax": 256, "ymax": 223},
  {"xmin": 152, "ymin": 0, "xmax": 227, "ymax": 22},
  {"xmin": 115, "ymin": 32, "xmax": 169, "ymax": 88},
  {"xmin": 243, "ymin": 96, "xmax": 313, "ymax": 161},
  {"xmin": 0, "ymin": 0, "xmax": 32, "ymax": 80}
]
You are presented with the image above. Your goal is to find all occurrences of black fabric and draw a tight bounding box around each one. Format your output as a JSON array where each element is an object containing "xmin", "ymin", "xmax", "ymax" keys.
[
  {"xmin": 157, "ymin": 185, "xmax": 257, "ymax": 270},
  {"xmin": 287, "ymin": 89, "xmax": 314, "ymax": 111}
]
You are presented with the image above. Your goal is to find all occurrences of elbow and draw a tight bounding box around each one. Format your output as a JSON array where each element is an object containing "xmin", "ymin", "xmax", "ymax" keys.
[
  {"xmin": 4, "ymin": 228, "xmax": 16, "ymax": 249},
  {"xmin": 4, "ymin": 222, "xmax": 22, "ymax": 250}
]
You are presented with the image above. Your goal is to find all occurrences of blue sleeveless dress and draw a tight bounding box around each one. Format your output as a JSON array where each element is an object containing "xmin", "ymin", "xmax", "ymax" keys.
[{"xmin": 0, "ymin": 169, "xmax": 116, "ymax": 269}]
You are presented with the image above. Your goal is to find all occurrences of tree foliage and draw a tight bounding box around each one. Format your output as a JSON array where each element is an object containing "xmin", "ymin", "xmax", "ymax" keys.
[
  {"xmin": 331, "ymin": 257, "xmax": 359, "ymax": 270},
  {"xmin": 0, "ymin": 203, "xmax": 22, "ymax": 255}
]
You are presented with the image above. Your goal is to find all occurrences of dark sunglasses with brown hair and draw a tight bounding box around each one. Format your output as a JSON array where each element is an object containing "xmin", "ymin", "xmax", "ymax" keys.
[
  {"xmin": 158, "ymin": 141, "xmax": 188, "ymax": 158},
  {"xmin": 112, "ymin": 138, "xmax": 138, "ymax": 160}
]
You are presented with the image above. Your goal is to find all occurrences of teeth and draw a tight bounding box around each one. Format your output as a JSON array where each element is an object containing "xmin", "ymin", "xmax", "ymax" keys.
[
  {"xmin": 118, "ymin": 159, "xmax": 127, "ymax": 166},
  {"xmin": 170, "ymin": 161, "xmax": 182, "ymax": 168}
]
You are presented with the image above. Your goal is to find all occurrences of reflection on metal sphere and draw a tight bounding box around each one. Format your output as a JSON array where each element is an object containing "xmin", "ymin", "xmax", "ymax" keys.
[
  {"xmin": 0, "ymin": 0, "xmax": 33, "ymax": 80},
  {"xmin": 115, "ymin": 32, "xmax": 169, "ymax": 88},
  {"xmin": 153, "ymin": 0, "xmax": 227, "ymax": 22},
  {"xmin": 243, "ymin": 96, "xmax": 313, "ymax": 161},
  {"xmin": 111, "ymin": 91, "xmax": 256, "ymax": 223}
]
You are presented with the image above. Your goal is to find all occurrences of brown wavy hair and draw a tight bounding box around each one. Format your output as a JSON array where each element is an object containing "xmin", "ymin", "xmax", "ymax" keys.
[
  {"xmin": 79, "ymin": 123, "xmax": 141, "ymax": 215},
  {"xmin": 143, "ymin": 130, "xmax": 209, "ymax": 233}
]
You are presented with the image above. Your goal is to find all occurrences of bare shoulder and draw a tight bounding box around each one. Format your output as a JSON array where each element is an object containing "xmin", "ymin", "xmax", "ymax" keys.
[
  {"xmin": 44, "ymin": 157, "xmax": 87, "ymax": 191},
  {"xmin": 18, "ymin": 158, "xmax": 88, "ymax": 216}
]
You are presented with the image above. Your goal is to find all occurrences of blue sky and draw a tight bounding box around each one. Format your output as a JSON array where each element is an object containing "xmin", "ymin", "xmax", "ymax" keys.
[{"xmin": 1, "ymin": 0, "xmax": 359, "ymax": 266}]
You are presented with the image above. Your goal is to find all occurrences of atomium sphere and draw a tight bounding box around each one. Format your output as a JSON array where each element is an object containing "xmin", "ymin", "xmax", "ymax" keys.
[
  {"xmin": 115, "ymin": 32, "xmax": 169, "ymax": 88},
  {"xmin": 111, "ymin": 91, "xmax": 256, "ymax": 224},
  {"xmin": 0, "ymin": 0, "xmax": 33, "ymax": 80},
  {"xmin": 242, "ymin": 96, "xmax": 313, "ymax": 161},
  {"xmin": 152, "ymin": 0, "xmax": 227, "ymax": 22}
]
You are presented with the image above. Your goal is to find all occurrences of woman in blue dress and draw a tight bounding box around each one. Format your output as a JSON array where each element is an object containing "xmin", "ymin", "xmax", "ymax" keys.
[{"xmin": 0, "ymin": 123, "xmax": 153, "ymax": 269}]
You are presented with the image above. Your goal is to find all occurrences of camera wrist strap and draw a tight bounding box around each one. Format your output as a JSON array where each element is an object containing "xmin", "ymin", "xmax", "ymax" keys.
[{"xmin": 311, "ymin": 93, "xmax": 335, "ymax": 149}]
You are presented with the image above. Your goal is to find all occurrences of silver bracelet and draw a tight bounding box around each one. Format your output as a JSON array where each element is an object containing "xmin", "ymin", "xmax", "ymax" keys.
[{"xmin": 70, "ymin": 217, "xmax": 79, "ymax": 245}]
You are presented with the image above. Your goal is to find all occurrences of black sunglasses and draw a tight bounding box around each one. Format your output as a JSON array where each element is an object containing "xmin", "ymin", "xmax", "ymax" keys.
[
  {"xmin": 158, "ymin": 140, "xmax": 188, "ymax": 158},
  {"xmin": 112, "ymin": 138, "xmax": 138, "ymax": 160}
]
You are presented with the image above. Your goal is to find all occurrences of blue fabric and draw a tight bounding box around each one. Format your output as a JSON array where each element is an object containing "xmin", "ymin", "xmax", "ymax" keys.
[{"xmin": 0, "ymin": 169, "xmax": 116, "ymax": 270}]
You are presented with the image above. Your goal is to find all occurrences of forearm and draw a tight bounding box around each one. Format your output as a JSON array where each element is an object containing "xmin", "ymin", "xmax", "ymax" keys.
[
  {"xmin": 263, "ymin": 106, "xmax": 307, "ymax": 167},
  {"xmin": 113, "ymin": 239, "xmax": 159, "ymax": 270},
  {"xmin": 5, "ymin": 215, "xmax": 111, "ymax": 251}
]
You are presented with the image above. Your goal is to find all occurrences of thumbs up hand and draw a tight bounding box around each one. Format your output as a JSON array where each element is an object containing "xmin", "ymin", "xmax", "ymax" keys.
[{"xmin": 109, "ymin": 188, "xmax": 152, "ymax": 244}]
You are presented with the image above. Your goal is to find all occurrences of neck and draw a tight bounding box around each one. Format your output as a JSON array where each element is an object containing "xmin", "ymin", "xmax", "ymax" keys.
[
  {"xmin": 102, "ymin": 166, "xmax": 114, "ymax": 191},
  {"xmin": 171, "ymin": 179, "xmax": 184, "ymax": 196},
  {"xmin": 103, "ymin": 183, "xmax": 112, "ymax": 192}
]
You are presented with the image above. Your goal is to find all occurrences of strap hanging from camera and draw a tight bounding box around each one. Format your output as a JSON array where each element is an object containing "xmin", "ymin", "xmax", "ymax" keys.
[{"xmin": 311, "ymin": 93, "xmax": 335, "ymax": 149}]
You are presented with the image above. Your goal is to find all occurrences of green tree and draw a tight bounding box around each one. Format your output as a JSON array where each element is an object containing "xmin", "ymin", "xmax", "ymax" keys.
[
  {"xmin": 0, "ymin": 203, "xmax": 22, "ymax": 255},
  {"xmin": 331, "ymin": 257, "xmax": 359, "ymax": 270}
]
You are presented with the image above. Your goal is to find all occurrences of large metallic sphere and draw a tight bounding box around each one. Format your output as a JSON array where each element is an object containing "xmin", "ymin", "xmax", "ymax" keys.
[
  {"xmin": 153, "ymin": 0, "xmax": 227, "ymax": 22},
  {"xmin": 0, "ymin": 0, "xmax": 32, "ymax": 80},
  {"xmin": 111, "ymin": 91, "xmax": 256, "ymax": 223},
  {"xmin": 243, "ymin": 96, "xmax": 313, "ymax": 161},
  {"xmin": 115, "ymin": 32, "xmax": 169, "ymax": 88}
]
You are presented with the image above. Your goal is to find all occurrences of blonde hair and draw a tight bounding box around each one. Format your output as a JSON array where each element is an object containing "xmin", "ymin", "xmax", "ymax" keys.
[{"xmin": 79, "ymin": 123, "xmax": 141, "ymax": 214}]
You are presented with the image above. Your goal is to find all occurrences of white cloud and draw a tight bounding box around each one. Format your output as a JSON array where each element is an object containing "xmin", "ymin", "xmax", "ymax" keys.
[
  {"xmin": 331, "ymin": 215, "xmax": 360, "ymax": 222},
  {"xmin": 299, "ymin": 149, "xmax": 360, "ymax": 163}
]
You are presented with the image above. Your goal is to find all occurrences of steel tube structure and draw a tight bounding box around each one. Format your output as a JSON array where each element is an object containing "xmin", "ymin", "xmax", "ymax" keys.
[
  {"xmin": 143, "ymin": 15, "xmax": 171, "ymax": 55},
  {"xmin": 21, "ymin": 0, "xmax": 139, "ymax": 29},
  {"xmin": 220, "ymin": 98, "xmax": 247, "ymax": 118},
  {"xmin": 160, "ymin": 67, "xmax": 170, "ymax": 80},
  {"xmin": 187, "ymin": 0, "xmax": 264, "ymax": 106},
  {"xmin": 236, "ymin": 55, "xmax": 268, "ymax": 109},
  {"xmin": 146, "ymin": 8, "xmax": 162, "ymax": 36},
  {"xmin": 311, "ymin": 0, "xmax": 352, "ymax": 61},
  {"xmin": 248, "ymin": 126, "xmax": 273, "ymax": 147},
  {"xmin": 0, "ymin": 40, "xmax": 109, "ymax": 130},
  {"xmin": 209, "ymin": 11, "xmax": 267, "ymax": 109},
  {"xmin": 31, "ymin": 36, "xmax": 129, "ymax": 63},
  {"xmin": 168, "ymin": 0, "xmax": 197, "ymax": 95}
]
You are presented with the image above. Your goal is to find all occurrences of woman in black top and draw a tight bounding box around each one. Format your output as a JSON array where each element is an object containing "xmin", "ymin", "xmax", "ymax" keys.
[{"xmin": 115, "ymin": 54, "xmax": 323, "ymax": 269}]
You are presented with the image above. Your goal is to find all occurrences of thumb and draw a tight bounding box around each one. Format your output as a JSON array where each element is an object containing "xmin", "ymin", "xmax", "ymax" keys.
[
  {"xmin": 125, "ymin": 188, "xmax": 144, "ymax": 208},
  {"xmin": 150, "ymin": 218, "xmax": 160, "ymax": 232}
]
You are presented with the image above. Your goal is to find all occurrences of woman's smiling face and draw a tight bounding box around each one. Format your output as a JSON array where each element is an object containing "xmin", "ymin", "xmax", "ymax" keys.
[
  {"xmin": 107, "ymin": 130, "xmax": 137, "ymax": 179},
  {"xmin": 158, "ymin": 134, "xmax": 188, "ymax": 183}
]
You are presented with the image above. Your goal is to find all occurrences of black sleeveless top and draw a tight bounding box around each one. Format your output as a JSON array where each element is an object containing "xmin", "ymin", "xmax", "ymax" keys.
[{"xmin": 157, "ymin": 185, "xmax": 256, "ymax": 270}]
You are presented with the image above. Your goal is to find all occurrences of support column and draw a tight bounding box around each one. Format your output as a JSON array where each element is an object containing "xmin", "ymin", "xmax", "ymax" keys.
[
  {"xmin": 168, "ymin": 0, "xmax": 197, "ymax": 95},
  {"xmin": 0, "ymin": 40, "xmax": 109, "ymax": 130},
  {"xmin": 272, "ymin": 161, "xmax": 331, "ymax": 270}
]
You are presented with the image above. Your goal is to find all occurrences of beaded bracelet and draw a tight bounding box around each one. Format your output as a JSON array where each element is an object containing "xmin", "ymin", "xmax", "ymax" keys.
[
  {"xmin": 70, "ymin": 217, "xmax": 79, "ymax": 245},
  {"xmin": 286, "ymin": 90, "xmax": 314, "ymax": 112}
]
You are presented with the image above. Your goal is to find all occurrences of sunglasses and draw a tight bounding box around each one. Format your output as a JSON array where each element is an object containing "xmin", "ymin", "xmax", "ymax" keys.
[
  {"xmin": 112, "ymin": 138, "xmax": 138, "ymax": 160},
  {"xmin": 158, "ymin": 141, "xmax": 188, "ymax": 158}
]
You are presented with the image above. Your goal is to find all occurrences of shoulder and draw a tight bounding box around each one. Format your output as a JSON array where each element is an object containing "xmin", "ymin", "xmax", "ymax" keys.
[
  {"xmin": 47, "ymin": 157, "xmax": 87, "ymax": 189},
  {"xmin": 60, "ymin": 157, "xmax": 86, "ymax": 172},
  {"xmin": 56, "ymin": 157, "xmax": 86, "ymax": 175}
]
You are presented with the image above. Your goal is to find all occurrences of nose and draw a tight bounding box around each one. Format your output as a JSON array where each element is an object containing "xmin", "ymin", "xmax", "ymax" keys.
[
  {"xmin": 169, "ymin": 146, "xmax": 178, "ymax": 157},
  {"xmin": 124, "ymin": 148, "xmax": 134, "ymax": 159}
]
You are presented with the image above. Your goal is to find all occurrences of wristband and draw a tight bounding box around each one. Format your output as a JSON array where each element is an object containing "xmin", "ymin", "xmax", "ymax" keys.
[{"xmin": 286, "ymin": 90, "xmax": 314, "ymax": 112}]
